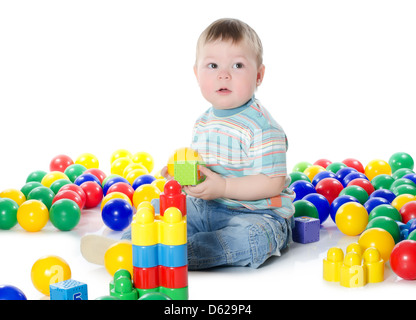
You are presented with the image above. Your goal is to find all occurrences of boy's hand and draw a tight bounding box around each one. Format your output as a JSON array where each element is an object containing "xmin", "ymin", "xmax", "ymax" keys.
[
  {"xmin": 160, "ymin": 166, "xmax": 173, "ymax": 180},
  {"xmin": 184, "ymin": 165, "xmax": 226, "ymax": 200}
]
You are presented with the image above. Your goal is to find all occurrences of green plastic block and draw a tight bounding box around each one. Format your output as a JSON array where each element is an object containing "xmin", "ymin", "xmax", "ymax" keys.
[
  {"xmin": 137, "ymin": 286, "xmax": 188, "ymax": 300},
  {"xmin": 174, "ymin": 160, "xmax": 205, "ymax": 186}
]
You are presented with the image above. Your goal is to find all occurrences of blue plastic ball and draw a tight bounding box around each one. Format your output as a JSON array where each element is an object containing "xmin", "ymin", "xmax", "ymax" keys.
[
  {"xmin": 312, "ymin": 171, "xmax": 336, "ymax": 186},
  {"xmin": 289, "ymin": 180, "xmax": 316, "ymax": 202},
  {"xmin": 132, "ymin": 174, "xmax": 156, "ymax": 190},
  {"xmin": 0, "ymin": 285, "xmax": 27, "ymax": 300},
  {"xmin": 103, "ymin": 176, "xmax": 130, "ymax": 196},
  {"xmin": 364, "ymin": 197, "xmax": 390, "ymax": 214},
  {"xmin": 342, "ymin": 172, "xmax": 368, "ymax": 187},
  {"xmin": 329, "ymin": 195, "xmax": 359, "ymax": 222},
  {"xmin": 409, "ymin": 220, "xmax": 416, "ymax": 234},
  {"xmin": 102, "ymin": 198, "xmax": 133, "ymax": 231},
  {"xmin": 335, "ymin": 167, "xmax": 357, "ymax": 183},
  {"xmin": 303, "ymin": 193, "xmax": 330, "ymax": 223},
  {"xmin": 369, "ymin": 189, "xmax": 396, "ymax": 203},
  {"xmin": 74, "ymin": 173, "xmax": 101, "ymax": 187}
]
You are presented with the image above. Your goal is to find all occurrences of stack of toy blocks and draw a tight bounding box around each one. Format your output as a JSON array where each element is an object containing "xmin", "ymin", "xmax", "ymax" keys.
[
  {"xmin": 174, "ymin": 160, "xmax": 205, "ymax": 186},
  {"xmin": 131, "ymin": 180, "xmax": 188, "ymax": 300}
]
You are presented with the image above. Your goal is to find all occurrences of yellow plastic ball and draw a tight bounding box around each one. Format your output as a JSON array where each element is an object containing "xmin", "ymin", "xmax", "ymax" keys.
[
  {"xmin": 167, "ymin": 147, "xmax": 202, "ymax": 177},
  {"xmin": 110, "ymin": 149, "xmax": 132, "ymax": 164},
  {"xmin": 151, "ymin": 179, "xmax": 166, "ymax": 192},
  {"xmin": 75, "ymin": 153, "xmax": 99, "ymax": 169},
  {"xmin": 104, "ymin": 241, "xmax": 133, "ymax": 277},
  {"xmin": 303, "ymin": 165, "xmax": 326, "ymax": 181},
  {"xmin": 0, "ymin": 188, "xmax": 26, "ymax": 206},
  {"xmin": 17, "ymin": 200, "xmax": 49, "ymax": 232},
  {"xmin": 391, "ymin": 194, "xmax": 416, "ymax": 211},
  {"xmin": 125, "ymin": 168, "xmax": 149, "ymax": 185},
  {"xmin": 132, "ymin": 184, "xmax": 161, "ymax": 209},
  {"xmin": 358, "ymin": 227, "xmax": 395, "ymax": 262},
  {"xmin": 41, "ymin": 171, "xmax": 70, "ymax": 188},
  {"xmin": 101, "ymin": 192, "xmax": 132, "ymax": 210},
  {"xmin": 31, "ymin": 255, "xmax": 71, "ymax": 296},
  {"xmin": 365, "ymin": 159, "xmax": 392, "ymax": 181},
  {"xmin": 132, "ymin": 152, "xmax": 154, "ymax": 173},
  {"xmin": 335, "ymin": 202, "xmax": 368, "ymax": 236},
  {"xmin": 122, "ymin": 163, "xmax": 148, "ymax": 179},
  {"xmin": 111, "ymin": 157, "xmax": 133, "ymax": 176}
]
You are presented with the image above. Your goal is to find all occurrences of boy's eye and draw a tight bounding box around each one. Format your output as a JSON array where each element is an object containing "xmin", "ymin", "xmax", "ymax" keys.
[
  {"xmin": 233, "ymin": 63, "xmax": 244, "ymax": 69},
  {"xmin": 208, "ymin": 63, "xmax": 218, "ymax": 69}
]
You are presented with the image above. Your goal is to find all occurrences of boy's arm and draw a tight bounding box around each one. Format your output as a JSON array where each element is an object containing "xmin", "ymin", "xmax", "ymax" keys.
[{"xmin": 184, "ymin": 165, "xmax": 286, "ymax": 201}]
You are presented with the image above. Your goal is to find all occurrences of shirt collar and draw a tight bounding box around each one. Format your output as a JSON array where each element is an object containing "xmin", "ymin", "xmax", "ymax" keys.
[{"xmin": 212, "ymin": 96, "xmax": 254, "ymax": 117}]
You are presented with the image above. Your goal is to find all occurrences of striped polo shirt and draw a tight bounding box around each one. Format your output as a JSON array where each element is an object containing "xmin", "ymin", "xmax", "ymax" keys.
[{"xmin": 190, "ymin": 97, "xmax": 295, "ymax": 219}]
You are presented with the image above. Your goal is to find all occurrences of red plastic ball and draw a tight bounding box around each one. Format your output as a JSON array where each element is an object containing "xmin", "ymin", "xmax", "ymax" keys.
[
  {"xmin": 390, "ymin": 240, "xmax": 416, "ymax": 280},
  {"xmin": 84, "ymin": 168, "xmax": 107, "ymax": 185},
  {"xmin": 400, "ymin": 201, "xmax": 416, "ymax": 224},
  {"xmin": 342, "ymin": 158, "xmax": 365, "ymax": 173},
  {"xmin": 164, "ymin": 180, "xmax": 182, "ymax": 195},
  {"xmin": 107, "ymin": 182, "xmax": 135, "ymax": 203},
  {"xmin": 347, "ymin": 178, "xmax": 375, "ymax": 196},
  {"xmin": 49, "ymin": 154, "xmax": 74, "ymax": 173},
  {"xmin": 59, "ymin": 184, "xmax": 87, "ymax": 209},
  {"xmin": 53, "ymin": 190, "xmax": 84, "ymax": 209},
  {"xmin": 315, "ymin": 178, "xmax": 343, "ymax": 205},
  {"xmin": 80, "ymin": 181, "xmax": 103, "ymax": 208},
  {"xmin": 313, "ymin": 159, "xmax": 332, "ymax": 169}
]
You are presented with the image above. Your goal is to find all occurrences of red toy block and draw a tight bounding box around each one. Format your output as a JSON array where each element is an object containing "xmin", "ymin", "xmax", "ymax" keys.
[
  {"xmin": 159, "ymin": 265, "xmax": 188, "ymax": 289},
  {"xmin": 159, "ymin": 180, "xmax": 186, "ymax": 216},
  {"xmin": 133, "ymin": 266, "xmax": 159, "ymax": 289}
]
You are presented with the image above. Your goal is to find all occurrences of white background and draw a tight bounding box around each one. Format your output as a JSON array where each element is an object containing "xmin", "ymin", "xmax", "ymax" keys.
[{"xmin": 0, "ymin": 0, "xmax": 415, "ymax": 300}]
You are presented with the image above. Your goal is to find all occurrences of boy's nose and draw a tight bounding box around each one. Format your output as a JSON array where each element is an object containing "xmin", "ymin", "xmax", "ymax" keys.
[{"xmin": 217, "ymin": 70, "xmax": 231, "ymax": 80}]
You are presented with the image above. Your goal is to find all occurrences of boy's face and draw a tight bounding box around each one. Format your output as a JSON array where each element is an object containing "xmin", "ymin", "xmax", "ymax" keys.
[{"xmin": 194, "ymin": 39, "xmax": 265, "ymax": 110}]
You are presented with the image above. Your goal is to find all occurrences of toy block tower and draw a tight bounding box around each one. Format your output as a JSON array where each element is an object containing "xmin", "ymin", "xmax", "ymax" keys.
[
  {"xmin": 159, "ymin": 179, "xmax": 186, "ymax": 216},
  {"xmin": 131, "ymin": 202, "xmax": 188, "ymax": 300}
]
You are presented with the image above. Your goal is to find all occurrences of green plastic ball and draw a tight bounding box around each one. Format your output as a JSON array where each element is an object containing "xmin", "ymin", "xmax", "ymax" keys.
[
  {"xmin": 392, "ymin": 184, "xmax": 416, "ymax": 197},
  {"xmin": 408, "ymin": 230, "xmax": 416, "ymax": 241},
  {"xmin": 0, "ymin": 198, "xmax": 19, "ymax": 230},
  {"xmin": 27, "ymin": 186, "xmax": 55, "ymax": 210},
  {"xmin": 20, "ymin": 181, "xmax": 43, "ymax": 198},
  {"xmin": 292, "ymin": 161, "xmax": 312, "ymax": 173},
  {"xmin": 339, "ymin": 185, "xmax": 368, "ymax": 204},
  {"xmin": 294, "ymin": 199, "xmax": 319, "ymax": 219},
  {"xmin": 64, "ymin": 164, "xmax": 87, "ymax": 182},
  {"xmin": 326, "ymin": 162, "xmax": 347, "ymax": 174},
  {"xmin": 366, "ymin": 216, "xmax": 401, "ymax": 244},
  {"xmin": 371, "ymin": 174, "xmax": 395, "ymax": 190},
  {"xmin": 368, "ymin": 204, "xmax": 402, "ymax": 222},
  {"xmin": 389, "ymin": 152, "xmax": 414, "ymax": 173},
  {"xmin": 26, "ymin": 170, "xmax": 47, "ymax": 183},
  {"xmin": 392, "ymin": 168, "xmax": 415, "ymax": 180},
  {"xmin": 50, "ymin": 179, "xmax": 73, "ymax": 195},
  {"xmin": 49, "ymin": 199, "xmax": 81, "ymax": 231},
  {"xmin": 289, "ymin": 172, "xmax": 310, "ymax": 186}
]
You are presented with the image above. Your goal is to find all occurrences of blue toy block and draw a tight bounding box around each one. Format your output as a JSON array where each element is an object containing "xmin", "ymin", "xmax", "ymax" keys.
[
  {"xmin": 50, "ymin": 279, "xmax": 88, "ymax": 300},
  {"xmin": 292, "ymin": 216, "xmax": 320, "ymax": 244},
  {"xmin": 133, "ymin": 243, "xmax": 187, "ymax": 268}
]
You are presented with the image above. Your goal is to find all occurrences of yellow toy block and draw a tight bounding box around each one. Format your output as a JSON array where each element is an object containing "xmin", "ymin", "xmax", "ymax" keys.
[
  {"xmin": 340, "ymin": 252, "xmax": 367, "ymax": 288},
  {"xmin": 363, "ymin": 247, "xmax": 384, "ymax": 283},
  {"xmin": 323, "ymin": 247, "xmax": 344, "ymax": 282},
  {"xmin": 346, "ymin": 242, "xmax": 362, "ymax": 257},
  {"xmin": 131, "ymin": 206, "xmax": 186, "ymax": 247}
]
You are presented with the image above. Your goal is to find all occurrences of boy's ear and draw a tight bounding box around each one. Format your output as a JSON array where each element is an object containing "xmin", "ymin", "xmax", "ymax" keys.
[
  {"xmin": 256, "ymin": 64, "xmax": 265, "ymax": 86},
  {"xmin": 193, "ymin": 65, "xmax": 199, "ymax": 82}
]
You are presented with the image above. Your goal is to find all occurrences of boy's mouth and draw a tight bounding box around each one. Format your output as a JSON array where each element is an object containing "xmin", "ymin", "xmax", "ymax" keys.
[{"xmin": 217, "ymin": 88, "xmax": 232, "ymax": 94}]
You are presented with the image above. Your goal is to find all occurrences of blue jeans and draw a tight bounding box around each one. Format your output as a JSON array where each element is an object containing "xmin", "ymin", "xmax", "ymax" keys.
[{"xmin": 122, "ymin": 196, "xmax": 293, "ymax": 270}]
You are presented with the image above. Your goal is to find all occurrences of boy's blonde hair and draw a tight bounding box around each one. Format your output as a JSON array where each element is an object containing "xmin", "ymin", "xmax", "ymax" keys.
[{"xmin": 196, "ymin": 18, "xmax": 263, "ymax": 67}]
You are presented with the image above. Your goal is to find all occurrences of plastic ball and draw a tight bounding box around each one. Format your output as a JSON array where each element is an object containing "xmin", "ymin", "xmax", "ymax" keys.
[
  {"xmin": 369, "ymin": 189, "xmax": 396, "ymax": 203},
  {"xmin": 335, "ymin": 202, "xmax": 368, "ymax": 236},
  {"xmin": 0, "ymin": 285, "xmax": 27, "ymax": 300},
  {"xmin": 342, "ymin": 158, "xmax": 365, "ymax": 173},
  {"xmin": 389, "ymin": 152, "xmax": 414, "ymax": 173},
  {"xmin": 289, "ymin": 180, "xmax": 316, "ymax": 202},
  {"xmin": 167, "ymin": 147, "xmax": 203, "ymax": 177},
  {"xmin": 408, "ymin": 230, "xmax": 416, "ymax": 241},
  {"xmin": 389, "ymin": 240, "xmax": 416, "ymax": 280},
  {"xmin": 53, "ymin": 189, "xmax": 84, "ymax": 209},
  {"xmin": 347, "ymin": 178, "xmax": 375, "ymax": 196},
  {"xmin": 369, "ymin": 204, "xmax": 402, "ymax": 222},
  {"xmin": 125, "ymin": 168, "xmax": 149, "ymax": 185},
  {"xmin": 101, "ymin": 192, "xmax": 132, "ymax": 210},
  {"xmin": 49, "ymin": 179, "xmax": 72, "ymax": 195},
  {"xmin": 363, "ymin": 197, "xmax": 389, "ymax": 214},
  {"xmin": 326, "ymin": 162, "xmax": 347, "ymax": 174},
  {"xmin": 151, "ymin": 179, "xmax": 166, "ymax": 193},
  {"xmin": 104, "ymin": 241, "xmax": 133, "ymax": 277},
  {"xmin": 311, "ymin": 171, "xmax": 336, "ymax": 186},
  {"xmin": 59, "ymin": 184, "xmax": 87, "ymax": 209},
  {"xmin": 403, "ymin": 173, "xmax": 416, "ymax": 185},
  {"xmin": 365, "ymin": 159, "xmax": 392, "ymax": 181},
  {"xmin": 49, "ymin": 199, "xmax": 81, "ymax": 231},
  {"xmin": 122, "ymin": 163, "xmax": 147, "ymax": 179},
  {"xmin": 335, "ymin": 167, "xmax": 357, "ymax": 185},
  {"xmin": 102, "ymin": 198, "xmax": 133, "ymax": 231},
  {"xmin": 370, "ymin": 174, "xmax": 394, "ymax": 191},
  {"xmin": 366, "ymin": 216, "xmax": 401, "ymax": 244},
  {"xmin": 27, "ymin": 186, "xmax": 55, "ymax": 210},
  {"xmin": 64, "ymin": 164, "xmax": 87, "ymax": 182},
  {"xmin": 111, "ymin": 157, "xmax": 133, "ymax": 176},
  {"xmin": 329, "ymin": 195, "xmax": 359, "ymax": 222},
  {"xmin": 106, "ymin": 182, "xmax": 135, "ymax": 203},
  {"xmin": 339, "ymin": 185, "xmax": 369, "ymax": 204},
  {"xmin": 132, "ymin": 174, "xmax": 156, "ymax": 190},
  {"xmin": 20, "ymin": 181, "xmax": 43, "ymax": 198},
  {"xmin": 74, "ymin": 172, "xmax": 101, "ymax": 186},
  {"xmin": 393, "ymin": 194, "xmax": 416, "ymax": 211},
  {"xmin": 0, "ymin": 198, "xmax": 19, "ymax": 230},
  {"xmin": 80, "ymin": 181, "xmax": 103, "ymax": 208},
  {"xmin": 400, "ymin": 201, "xmax": 416, "ymax": 223},
  {"xmin": 84, "ymin": 168, "xmax": 107, "ymax": 185},
  {"xmin": 293, "ymin": 199, "xmax": 319, "ymax": 219},
  {"xmin": 358, "ymin": 227, "xmax": 395, "ymax": 262},
  {"xmin": 313, "ymin": 158, "xmax": 332, "ymax": 168},
  {"xmin": 110, "ymin": 149, "xmax": 132, "ymax": 164},
  {"xmin": 132, "ymin": 151, "xmax": 154, "ymax": 173},
  {"xmin": 26, "ymin": 170, "xmax": 47, "ymax": 183},
  {"xmin": 342, "ymin": 172, "xmax": 368, "ymax": 187},
  {"xmin": 75, "ymin": 153, "xmax": 99, "ymax": 169},
  {"xmin": 17, "ymin": 200, "xmax": 49, "ymax": 232},
  {"xmin": 49, "ymin": 154, "xmax": 74, "ymax": 173},
  {"xmin": 31, "ymin": 255, "xmax": 71, "ymax": 296},
  {"xmin": 303, "ymin": 193, "xmax": 330, "ymax": 223},
  {"xmin": 303, "ymin": 165, "xmax": 325, "ymax": 181},
  {"xmin": 392, "ymin": 184, "xmax": 416, "ymax": 197},
  {"xmin": 103, "ymin": 176, "xmax": 130, "ymax": 196},
  {"xmin": 0, "ymin": 188, "xmax": 26, "ymax": 206},
  {"xmin": 41, "ymin": 171, "xmax": 70, "ymax": 188},
  {"xmin": 132, "ymin": 184, "xmax": 161, "ymax": 209},
  {"xmin": 289, "ymin": 172, "xmax": 310, "ymax": 186},
  {"xmin": 315, "ymin": 178, "xmax": 343, "ymax": 205},
  {"xmin": 393, "ymin": 168, "xmax": 415, "ymax": 180}
]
